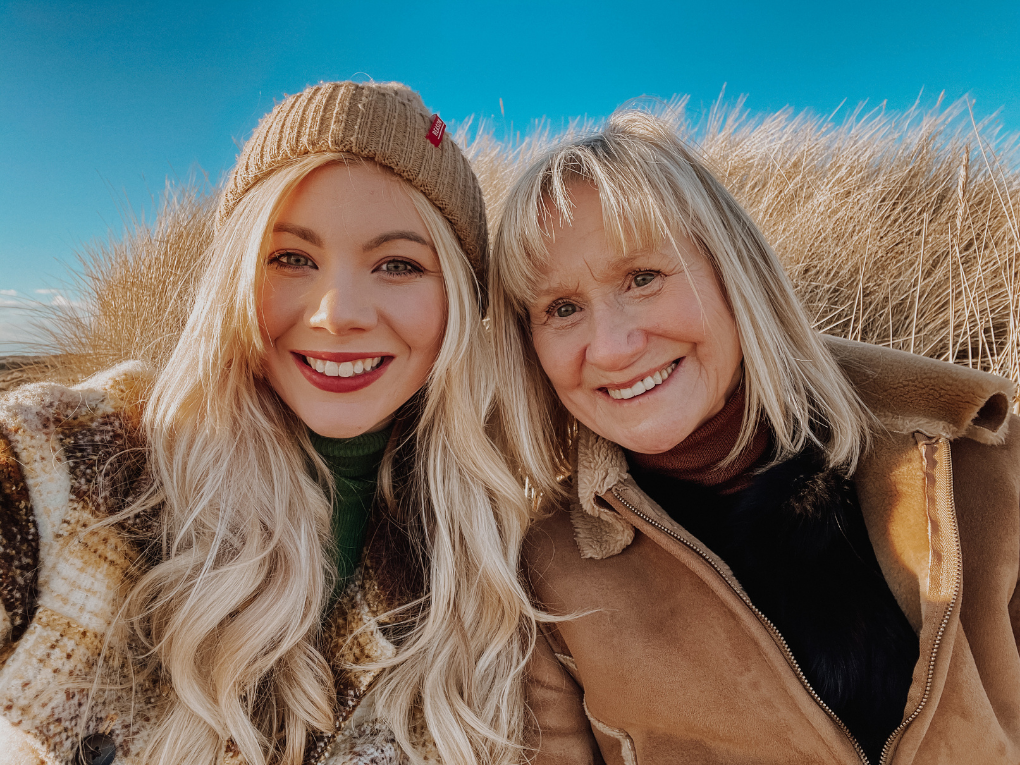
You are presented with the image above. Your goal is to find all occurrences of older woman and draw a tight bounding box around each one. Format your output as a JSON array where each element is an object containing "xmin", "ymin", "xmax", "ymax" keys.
[
  {"xmin": 489, "ymin": 111, "xmax": 1020, "ymax": 764},
  {"xmin": 0, "ymin": 82, "xmax": 534, "ymax": 765}
]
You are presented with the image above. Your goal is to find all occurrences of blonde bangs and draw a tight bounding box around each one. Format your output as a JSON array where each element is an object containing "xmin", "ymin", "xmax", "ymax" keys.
[
  {"xmin": 490, "ymin": 162, "xmax": 554, "ymax": 310},
  {"xmin": 496, "ymin": 124, "xmax": 710, "ymax": 311}
]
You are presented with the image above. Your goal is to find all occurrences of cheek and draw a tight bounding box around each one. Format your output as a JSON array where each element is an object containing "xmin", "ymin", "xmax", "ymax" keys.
[
  {"xmin": 530, "ymin": 327, "xmax": 575, "ymax": 389},
  {"xmin": 657, "ymin": 286, "xmax": 709, "ymax": 341},
  {"xmin": 699, "ymin": 293, "xmax": 741, "ymax": 363},
  {"xmin": 400, "ymin": 281, "xmax": 448, "ymax": 357},
  {"xmin": 258, "ymin": 278, "xmax": 303, "ymax": 342}
]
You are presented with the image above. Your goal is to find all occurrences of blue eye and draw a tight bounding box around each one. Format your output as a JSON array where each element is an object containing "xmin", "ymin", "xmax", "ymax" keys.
[
  {"xmin": 271, "ymin": 252, "xmax": 315, "ymax": 268},
  {"xmin": 633, "ymin": 272, "xmax": 656, "ymax": 287},
  {"xmin": 380, "ymin": 259, "xmax": 420, "ymax": 274}
]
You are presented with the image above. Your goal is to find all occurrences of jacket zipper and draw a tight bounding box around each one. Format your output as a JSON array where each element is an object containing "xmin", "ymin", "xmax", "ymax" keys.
[
  {"xmin": 609, "ymin": 486, "xmax": 870, "ymax": 763},
  {"xmin": 612, "ymin": 487, "xmax": 877, "ymax": 762},
  {"xmin": 610, "ymin": 434, "xmax": 961, "ymax": 765},
  {"xmin": 876, "ymin": 437, "xmax": 962, "ymax": 765}
]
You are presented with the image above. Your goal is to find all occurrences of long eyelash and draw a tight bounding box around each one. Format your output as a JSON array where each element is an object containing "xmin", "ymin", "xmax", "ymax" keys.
[
  {"xmin": 381, "ymin": 259, "xmax": 425, "ymax": 276},
  {"xmin": 268, "ymin": 251, "xmax": 312, "ymax": 270}
]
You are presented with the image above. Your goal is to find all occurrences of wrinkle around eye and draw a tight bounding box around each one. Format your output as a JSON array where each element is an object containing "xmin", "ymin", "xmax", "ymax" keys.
[
  {"xmin": 531, "ymin": 301, "xmax": 583, "ymax": 327},
  {"xmin": 625, "ymin": 272, "xmax": 668, "ymax": 300}
]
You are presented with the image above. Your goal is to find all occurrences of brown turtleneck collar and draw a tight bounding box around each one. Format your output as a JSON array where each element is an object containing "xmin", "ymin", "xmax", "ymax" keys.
[{"xmin": 626, "ymin": 383, "xmax": 769, "ymax": 495}]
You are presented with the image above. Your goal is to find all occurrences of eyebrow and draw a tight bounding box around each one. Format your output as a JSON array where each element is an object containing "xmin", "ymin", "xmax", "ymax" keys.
[
  {"xmin": 272, "ymin": 223, "xmax": 323, "ymax": 247},
  {"xmin": 530, "ymin": 251, "xmax": 647, "ymax": 304},
  {"xmin": 530, "ymin": 282, "xmax": 576, "ymax": 307},
  {"xmin": 363, "ymin": 230, "xmax": 434, "ymax": 252},
  {"xmin": 272, "ymin": 225, "xmax": 433, "ymax": 253}
]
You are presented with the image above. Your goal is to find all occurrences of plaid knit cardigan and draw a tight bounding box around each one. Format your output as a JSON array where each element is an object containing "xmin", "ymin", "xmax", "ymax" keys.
[{"xmin": 0, "ymin": 363, "xmax": 434, "ymax": 765}]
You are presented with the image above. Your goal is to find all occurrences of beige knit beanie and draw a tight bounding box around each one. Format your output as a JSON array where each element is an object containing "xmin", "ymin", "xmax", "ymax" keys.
[{"xmin": 217, "ymin": 81, "xmax": 487, "ymax": 277}]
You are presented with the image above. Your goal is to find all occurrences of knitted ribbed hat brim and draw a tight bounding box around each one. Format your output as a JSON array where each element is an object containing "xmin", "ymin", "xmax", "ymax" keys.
[{"xmin": 217, "ymin": 81, "xmax": 487, "ymax": 277}]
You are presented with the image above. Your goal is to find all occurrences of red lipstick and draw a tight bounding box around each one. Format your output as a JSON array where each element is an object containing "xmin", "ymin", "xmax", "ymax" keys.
[{"xmin": 292, "ymin": 352, "xmax": 391, "ymax": 393}]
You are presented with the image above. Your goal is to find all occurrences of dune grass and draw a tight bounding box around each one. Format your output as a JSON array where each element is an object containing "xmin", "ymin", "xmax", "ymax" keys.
[
  {"xmin": 9, "ymin": 184, "xmax": 216, "ymax": 386},
  {"xmin": 5, "ymin": 96, "xmax": 1018, "ymax": 407},
  {"xmin": 698, "ymin": 96, "xmax": 1019, "ymax": 389}
]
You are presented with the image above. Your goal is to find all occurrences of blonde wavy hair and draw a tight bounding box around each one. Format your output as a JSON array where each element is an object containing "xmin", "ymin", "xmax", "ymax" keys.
[
  {"xmin": 119, "ymin": 153, "xmax": 535, "ymax": 765},
  {"xmin": 489, "ymin": 110, "xmax": 873, "ymax": 500}
]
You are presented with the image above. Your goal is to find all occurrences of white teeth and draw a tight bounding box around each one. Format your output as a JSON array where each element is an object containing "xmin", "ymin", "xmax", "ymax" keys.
[
  {"xmin": 305, "ymin": 356, "xmax": 383, "ymax": 378},
  {"xmin": 607, "ymin": 361, "xmax": 678, "ymax": 400}
]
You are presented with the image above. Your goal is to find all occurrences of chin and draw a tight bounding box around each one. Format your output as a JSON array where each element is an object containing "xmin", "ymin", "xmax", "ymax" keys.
[
  {"xmin": 621, "ymin": 439, "xmax": 680, "ymax": 456},
  {"xmin": 290, "ymin": 404, "xmax": 373, "ymax": 439},
  {"xmin": 308, "ymin": 421, "xmax": 374, "ymax": 439},
  {"xmin": 600, "ymin": 426, "xmax": 684, "ymax": 456}
]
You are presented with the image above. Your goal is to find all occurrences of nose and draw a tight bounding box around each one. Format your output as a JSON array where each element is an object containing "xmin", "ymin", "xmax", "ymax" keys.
[
  {"xmin": 584, "ymin": 303, "xmax": 646, "ymax": 371},
  {"xmin": 308, "ymin": 279, "xmax": 378, "ymax": 334}
]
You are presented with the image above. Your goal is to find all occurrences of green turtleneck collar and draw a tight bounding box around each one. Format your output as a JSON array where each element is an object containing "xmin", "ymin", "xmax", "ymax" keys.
[
  {"xmin": 309, "ymin": 427, "xmax": 392, "ymax": 477},
  {"xmin": 309, "ymin": 425, "xmax": 392, "ymax": 591}
]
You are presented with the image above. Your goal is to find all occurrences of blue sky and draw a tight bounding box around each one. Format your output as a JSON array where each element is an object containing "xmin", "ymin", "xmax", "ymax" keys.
[{"xmin": 1, "ymin": 0, "xmax": 1018, "ymax": 351}]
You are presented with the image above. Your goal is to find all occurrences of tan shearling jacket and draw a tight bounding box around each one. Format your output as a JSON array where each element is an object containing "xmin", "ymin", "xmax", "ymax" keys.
[
  {"xmin": 524, "ymin": 337, "xmax": 1020, "ymax": 765},
  {"xmin": 0, "ymin": 364, "xmax": 434, "ymax": 765}
]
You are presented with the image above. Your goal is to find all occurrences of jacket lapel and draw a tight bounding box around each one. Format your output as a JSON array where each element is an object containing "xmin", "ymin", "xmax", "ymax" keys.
[
  {"xmin": 853, "ymin": 432, "xmax": 963, "ymax": 763},
  {"xmin": 569, "ymin": 426, "xmax": 634, "ymax": 559}
]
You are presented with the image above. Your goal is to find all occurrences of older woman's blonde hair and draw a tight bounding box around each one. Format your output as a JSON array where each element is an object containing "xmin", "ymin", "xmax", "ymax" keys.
[
  {"xmin": 489, "ymin": 109, "xmax": 873, "ymax": 500},
  {"xmin": 117, "ymin": 153, "xmax": 535, "ymax": 765}
]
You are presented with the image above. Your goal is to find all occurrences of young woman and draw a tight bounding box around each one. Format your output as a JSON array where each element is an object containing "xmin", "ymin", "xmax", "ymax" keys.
[
  {"xmin": 0, "ymin": 81, "xmax": 534, "ymax": 765},
  {"xmin": 488, "ymin": 110, "xmax": 1020, "ymax": 764}
]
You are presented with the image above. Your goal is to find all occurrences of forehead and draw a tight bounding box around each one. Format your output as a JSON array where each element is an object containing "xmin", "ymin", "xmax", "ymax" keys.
[
  {"xmin": 276, "ymin": 162, "xmax": 425, "ymax": 233},
  {"xmin": 535, "ymin": 183, "xmax": 673, "ymax": 286}
]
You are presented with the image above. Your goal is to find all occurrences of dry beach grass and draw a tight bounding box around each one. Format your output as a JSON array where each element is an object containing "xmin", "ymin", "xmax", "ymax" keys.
[
  {"xmin": 704, "ymin": 97, "xmax": 1019, "ymax": 386},
  {"xmin": 3, "ymin": 96, "xmax": 1018, "ymax": 406}
]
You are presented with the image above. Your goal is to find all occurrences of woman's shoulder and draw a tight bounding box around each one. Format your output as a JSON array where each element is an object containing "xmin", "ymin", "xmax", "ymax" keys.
[
  {"xmin": 522, "ymin": 478, "xmax": 635, "ymax": 576},
  {"xmin": 0, "ymin": 360, "xmax": 154, "ymax": 476},
  {"xmin": 823, "ymin": 335, "xmax": 1015, "ymax": 446},
  {"xmin": 0, "ymin": 361, "xmax": 155, "ymax": 643},
  {"xmin": 0, "ymin": 360, "xmax": 153, "ymax": 426},
  {"xmin": 0, "ymin": 362, "xmax": 160, "ymax": 761},
  {"xmin": 0, "ymin": 360, "xmax": 155, "ymax": 525}
]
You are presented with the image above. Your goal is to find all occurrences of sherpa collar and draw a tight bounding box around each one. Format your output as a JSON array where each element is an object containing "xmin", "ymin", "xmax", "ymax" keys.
[{"xmin": 571, "ymin": 336, "xmax": 1016, "ymax": 560}]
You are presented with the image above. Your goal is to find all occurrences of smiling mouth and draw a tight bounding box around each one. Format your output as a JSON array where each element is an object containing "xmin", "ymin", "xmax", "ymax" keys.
[
  {"xmin": 303, "ymin": 355, "xmax": 384, "ymax": 378},
  {"xmin": 605, "ymin": 360, "xmax": 679, "ymax": 400}
]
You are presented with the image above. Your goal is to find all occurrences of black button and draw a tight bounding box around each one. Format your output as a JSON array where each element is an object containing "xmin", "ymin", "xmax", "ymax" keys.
[{"xmin": 78, "ymin": 733, "xmax": 116, "ymax": 765}]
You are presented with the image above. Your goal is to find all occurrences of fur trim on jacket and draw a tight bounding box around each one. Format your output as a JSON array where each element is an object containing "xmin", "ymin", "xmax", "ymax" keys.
[{"xmin": 0, "ymin": 364, "xmax": 433, "ymax": 765}]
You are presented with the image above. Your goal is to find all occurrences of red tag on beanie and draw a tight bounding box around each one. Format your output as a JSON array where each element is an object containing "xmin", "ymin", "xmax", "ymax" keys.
[{"xmin": 427, "ymin": 114, "xmax": 446, "ymax": 147}]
